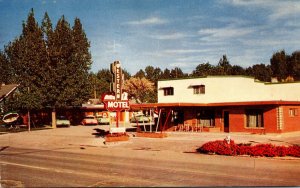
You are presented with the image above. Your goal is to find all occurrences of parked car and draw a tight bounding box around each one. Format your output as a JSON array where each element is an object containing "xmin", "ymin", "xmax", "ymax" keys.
[
  {"xmin": 56, "ymin": 116, "xmax": 70, "ymax": 127},
  {"xmin": 96, "ymin": 113, "xmax": 110, "ymax": 125},
  {"xmin": 81, "ymin": 115, "xmax": 98, "ymax": 125},
  {"xmin": 130, "ymin": 114, "xmax": 152, "ymax": 123}
]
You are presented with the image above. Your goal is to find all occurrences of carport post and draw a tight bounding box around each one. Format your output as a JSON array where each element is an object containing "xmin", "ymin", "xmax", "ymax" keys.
[
  {"xmin": 52, "ymin": 109, "xmax": 57, "ymax": 128},
  {"xmin": 155, "ymin": 109, "xmax": 162, "ymax": 132},
  {"xmin": 161, "ymin": 109, "xmax": 171, "ymax": 133},
  {"xmin": 116, "ymin": 111, "xmax": 119, "ymax": 128},
  {"xmin": 28, "ymin": 110, "xmax": 30, "ymax": 132},
  {"xmin": 142, "ymin": 119, "xmax": 146, "ymax": 132},
  {"xmin": 150, "ymin": 109, "xmax": 153, "ymax": 132}
]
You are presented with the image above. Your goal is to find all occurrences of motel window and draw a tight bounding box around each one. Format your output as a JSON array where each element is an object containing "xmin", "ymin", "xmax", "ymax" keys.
[
  {"xmin": 193, "ymin": 85, "xmax": 205, "ymax": 94},
  {"xmin": 289, "ymin": 108, "xmax": 299, "ymax": 117},
  {"xmin": 197, "ymin": 110, "xmax": 215, "ymax": 127},
  {"xmin": 163, "ymin": 87, "xmax": 174, "ymax": 96},
  {"xmin": 246, "ymin": 109, "xmax": 264, "ymax": 128}
]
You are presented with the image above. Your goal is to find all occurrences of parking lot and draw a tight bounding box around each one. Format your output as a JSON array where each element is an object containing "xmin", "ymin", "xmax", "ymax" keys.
[{"xmin": 1, "ymin": 125, "xmax": 300, "ymax": 153}]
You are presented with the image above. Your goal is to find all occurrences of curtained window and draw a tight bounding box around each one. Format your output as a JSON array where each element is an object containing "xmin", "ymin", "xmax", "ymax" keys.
[
  {"xmin": 163, "ymin": 87, "xmax": 174, "ymax": 96},
  {"xmin": 193, "ymin": 85, "xmax": 205, "ymax": 94},
  {"xmin": 246, "ymin": 109, "xmax": 264, "ymax": 128}
]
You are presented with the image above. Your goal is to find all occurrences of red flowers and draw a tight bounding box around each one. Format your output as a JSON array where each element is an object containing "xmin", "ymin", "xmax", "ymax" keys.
[
  {"xmin": 197, "ymin": 139, "xmax": 300, "ymax": 157},
  {"xmin": 105, "ymin": 132, "xmax": 129, "ymax": 137}
]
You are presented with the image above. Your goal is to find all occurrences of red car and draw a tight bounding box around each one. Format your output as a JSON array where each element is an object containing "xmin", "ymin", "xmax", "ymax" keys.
[{"xmin": 81, "ymin": 115, "xmax": 98, "ymax": 125}]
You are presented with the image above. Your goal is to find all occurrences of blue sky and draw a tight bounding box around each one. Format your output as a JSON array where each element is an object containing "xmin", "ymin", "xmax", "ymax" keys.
[{"xmin": 0, "ymin": 0, "xmax": 299, "ymax": 74}]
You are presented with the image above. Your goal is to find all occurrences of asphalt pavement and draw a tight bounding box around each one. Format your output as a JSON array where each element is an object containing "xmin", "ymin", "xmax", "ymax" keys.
[
  {"xmin": 1, "ymin": 125, "xmax": 300, "ymax": 153},
  {"xmin": 1, "ymin": 125, "xmax": 300, "ymax": 187}
]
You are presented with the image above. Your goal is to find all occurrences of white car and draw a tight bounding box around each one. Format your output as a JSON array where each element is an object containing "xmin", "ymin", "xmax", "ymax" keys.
[
  {"xmin": 81, "ymin": 115, "xmax": 98, "ymax": 125},
  {"xmin": 56, "ymin": 116, "xmax": 71, "ymax": 127}
]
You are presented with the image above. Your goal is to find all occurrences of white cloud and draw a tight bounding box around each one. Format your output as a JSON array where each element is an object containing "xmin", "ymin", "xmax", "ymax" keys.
[
  {"xmin": 269, "ymin": 2, "xmax": 300, "ymax": 21},
  {"xmin": 150, "ymin": 32, "xmax": 189, "ymax": 40},
  {"xmin": 227, "ymin": 0, "xmax": 300, "ymax": 21},
  {"xmin": 198, "ymin": 27, "xmax": 254, "ymax": 41},
  {"xmin": 163, "ymin": 49, "xmax": 209, "ymax": 54},
  {"xmin": 125, "ymin": 16, "xmax": 168, "ymax": 26},
  {"xmin": 169, "ymin": 62, "xmax": 191, "ymax": 68}
]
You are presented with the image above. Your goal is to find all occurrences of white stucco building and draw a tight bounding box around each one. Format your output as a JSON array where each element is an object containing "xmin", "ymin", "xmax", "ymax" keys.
[
  {"xmin": 158, "ymin": 76, "xmax": 300, "ymax": 104},
  {"xmin": 130, "ymin": 76, "xmax": 300, "ymax": 134}
]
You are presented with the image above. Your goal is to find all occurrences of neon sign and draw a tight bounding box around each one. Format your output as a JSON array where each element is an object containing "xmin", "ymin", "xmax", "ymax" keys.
[{"xmin": 102, "ymin": 61, "xmax": 129, "ymax": 127}]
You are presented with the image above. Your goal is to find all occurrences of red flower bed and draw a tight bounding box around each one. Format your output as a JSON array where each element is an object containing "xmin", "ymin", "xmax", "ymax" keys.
[
  {"xmin": 105, "ymin": 133, "xmax": 129, "ymax": 142},
  {"xmin": 105, "ymin": 132, "xmax": 128, "ymax": 137},
  {"xmin": 197, "ymin": 139, "xmax": 300, "ymax": 158}
]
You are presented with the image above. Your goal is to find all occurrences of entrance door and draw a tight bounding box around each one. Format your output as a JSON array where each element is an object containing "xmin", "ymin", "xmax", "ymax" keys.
[{"xmin": 224, "ymin": 111, "xmax": 229, "ymax": 133}]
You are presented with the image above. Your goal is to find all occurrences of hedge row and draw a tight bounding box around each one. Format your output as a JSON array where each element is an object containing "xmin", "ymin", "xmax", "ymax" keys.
[{"xmin": 197, "ymin": 140, "xmax": 300, "ymax": 157}]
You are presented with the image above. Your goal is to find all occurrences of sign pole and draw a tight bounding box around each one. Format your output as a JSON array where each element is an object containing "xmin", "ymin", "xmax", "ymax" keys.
[
  {"xmin": 102, "ymin": 61, "xmax": 130, "ymax": 133},
  {"xmin": 116, "ymin": 111, "xmax": 119, "ymax": 128}
]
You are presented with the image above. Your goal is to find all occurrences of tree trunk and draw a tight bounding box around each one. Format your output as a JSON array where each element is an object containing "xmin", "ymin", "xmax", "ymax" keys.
[{"xmin": 52, "ymin": 108, "xmax": 56, "ymax": 128}]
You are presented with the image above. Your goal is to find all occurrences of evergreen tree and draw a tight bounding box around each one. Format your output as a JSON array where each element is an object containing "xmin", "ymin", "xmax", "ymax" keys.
[
  {"xmin": 191, "ymin": 62, "xmax": 214, "ymax": 77},
  {"xmin": 161, "ymin": 68, "xmax": 171, "ymax": 79},
  {"xmin": 247, "ymin": 64, "xmax": 272, "ymax": 82},
  {"xmin": 5, "ymin": 9, "xmax": 48, "ymax": 110},
  {"xmin": 270, "ymin": 50, "xmax": 288, "ymax": 81},
  {"xmin": 134, "ymin": 69, "xmax": 146, "ymax": 78},
  {"xmin": 170, "ymin": 67, "xmax": 186, "ymax": 78},
  {"xmin": 41, "ymin": 12, "xmax": 53, "ymax": 47},
  {"xmin": 288, "ymin": 51, "xmax": 300, "ymax": 80},
  {"xmin": 95, "ymin": 69, "xmax": 112, "ymax": 97},
  {"xmin": 217, "ymin": 55, "xmax": 232, "ymax": 75},
  {"xmin": 0, "ymin": 51, "xmax": 13, "ymax": 84},
  {"xmin": 231, "ymin": 65, "xmax": 245, "ymax": 75},
  {"xmin": 122, "ymin": 69, "xmax": 131, "ymax": 80},
  {"xmin": 144, "ymin": 66, "xmax": 155, "ymax": 82},
  {"xmin": 69, "ymin": 17, "xmax": 92, "ymax": 105},
  {"xmin": 41, "ymin": 16, "xmax": 92, "ymax": 109}
]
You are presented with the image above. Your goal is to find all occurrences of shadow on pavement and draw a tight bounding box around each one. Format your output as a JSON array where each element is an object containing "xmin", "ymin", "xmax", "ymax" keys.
[{"xmin": 92, "ymin": 128, "xmax": 109, "ymax": 138}]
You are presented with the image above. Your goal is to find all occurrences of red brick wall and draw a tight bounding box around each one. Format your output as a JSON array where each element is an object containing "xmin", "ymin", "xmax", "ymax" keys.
[
  {"xmin": 263, "ymin": 107, "xmax": 279, "ymax": 133},
  {"xmin": 225, "ymin": 107, "xmax": 281, "ymax": 134},
  {"xmin": 227, "ymin": 109, "xmax": 245, "ymax": 133},
  {"xmin": 282, "ymin": 106, "xmax": 300, "ymax": 132}
]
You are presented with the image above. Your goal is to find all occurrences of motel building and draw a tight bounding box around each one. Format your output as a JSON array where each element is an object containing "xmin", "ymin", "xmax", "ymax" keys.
[{"xmin": 131, "ymin": 76, "xmax": 300, "ymax": 134}]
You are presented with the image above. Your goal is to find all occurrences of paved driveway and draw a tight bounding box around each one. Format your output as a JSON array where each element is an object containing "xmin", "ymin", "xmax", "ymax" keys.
[
  {"xmin": 1, "ymin": 126, "xmax": 300, "ymax": 187},
  {"xmin": 1, "ymin": 125, "xmax": 300, "ymax": 153}
]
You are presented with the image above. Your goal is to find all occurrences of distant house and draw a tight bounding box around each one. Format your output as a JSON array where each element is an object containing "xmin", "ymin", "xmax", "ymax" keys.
[
  {"xmin": 131, "ymin": 76, "xmax": 300, "ymax": 134},
  {"xmin": 0, "ymin": 84, "xmax": 19, "ymax": 113}
]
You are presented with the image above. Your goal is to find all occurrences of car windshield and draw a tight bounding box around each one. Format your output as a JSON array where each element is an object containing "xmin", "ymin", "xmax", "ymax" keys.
[
  {"xmin": 57, "ymin": 116, "xmax": 68, "ymax": 120},
  {"xmin": 85, "ymin": 116, "xmax": 95, "ymax": 119}
]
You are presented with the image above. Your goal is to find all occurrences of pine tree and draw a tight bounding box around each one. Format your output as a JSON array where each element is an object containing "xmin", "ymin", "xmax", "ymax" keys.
[
  {"xmin": 0, "ymin": 51, "xmax": 12, "ymax": 84},
  {"xmin": 217, "ymin": 55, "xmax": 232, "ymax": 75},
  {"xmin": 270, "ymin": 50, "xmax": 288, "ymax": 81},
  {"xmin": 70, "ymin": 18, "xmax": 92, "ymax": 106},
  {"xmin": 5, "ymin": 9, "xmax": 48, "ymax": 110}
]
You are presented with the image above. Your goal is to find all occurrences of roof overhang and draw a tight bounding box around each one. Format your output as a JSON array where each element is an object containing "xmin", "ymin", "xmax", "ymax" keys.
[
  {"xmin": 158, "ymin": 86, "xmax": 174, "ymax": 90},
  {"xmin": 81, "ymin": 104, "xmax": 105, "ymax": 110}
]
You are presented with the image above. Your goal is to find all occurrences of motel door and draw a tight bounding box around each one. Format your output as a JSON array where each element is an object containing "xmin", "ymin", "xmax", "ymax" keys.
[{"xmin": 224, "ymin": 111, "xmax": 230, "ymax": 132}]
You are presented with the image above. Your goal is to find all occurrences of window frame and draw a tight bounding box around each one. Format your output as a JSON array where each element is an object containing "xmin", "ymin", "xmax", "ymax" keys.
[
  {"xmin": 245, "ymin": 109, "xmax": 264, "ymax": 128},
  {"xmin": 163, "ymin": 87, "xmax": 174, "ymax": 96},
  {"xmin": 289, "ymin": 108, "xmax": 299, "ymax": 117},
  {"xmin": 193, "ymin": 85, "xmax": 205, "ymax": 95}
]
